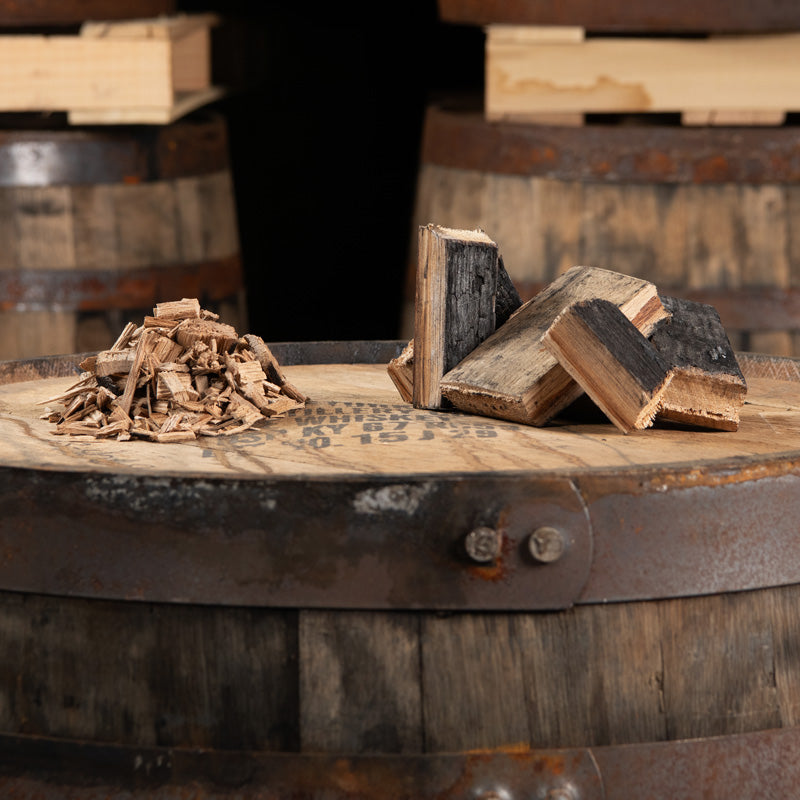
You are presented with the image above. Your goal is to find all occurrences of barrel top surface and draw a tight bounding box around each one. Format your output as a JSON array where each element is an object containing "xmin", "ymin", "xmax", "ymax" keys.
[{"xmin": 2, "ymin": 355, "xmax": 799, "ymax": 482}]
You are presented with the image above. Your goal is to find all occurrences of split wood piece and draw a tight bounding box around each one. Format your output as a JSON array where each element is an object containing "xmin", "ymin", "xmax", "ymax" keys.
[
  {"xmin": 485, "ymin": 26, "xmax": 800, "ymax": 123},
  {"xmin": 543, "ymin": 299, "xmax": 674, "ymax": 433},
  {"xmin": 650, "ymin": 295, "xmax": 747, "ymax": 431},
  {"xmin": 413, "ymin": 224, "xmax": 499, "ymax": 409},
  {"xmin": 155, "ymin": 298, "xmax": 201, "ymax": 320},
  {"xmin": 440, "ymin": 265, "xmax": 670, "ymax": 427},
  {"xmin": 175, "ymin": 318, "xmax": 239, "ymax": 352},
  {"xmin": 243, "ymin": 334, "xmax": 308, "ymax": 403},
  {"xmin": 388, "ymin": 256, "xmax": 522, "ymax": 404}
]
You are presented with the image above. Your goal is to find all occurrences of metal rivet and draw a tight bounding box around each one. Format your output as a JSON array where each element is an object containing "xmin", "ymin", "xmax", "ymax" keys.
[
  {"xmin": 464, "ymin": 526, "xmax": 502, "ymax": 563},
  {"xmin": 528, "ymin": 526, "xmax": 566, "ymax": 563}
]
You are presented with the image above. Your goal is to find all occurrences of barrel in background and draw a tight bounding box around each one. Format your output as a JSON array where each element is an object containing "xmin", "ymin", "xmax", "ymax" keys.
[
  {"xmin": 404, "ymin": 104, "xmax": 800, "ymax": 356},
  {"xmin": 0, "ymin": 112, "xmax": 247, "ymax": 360}
]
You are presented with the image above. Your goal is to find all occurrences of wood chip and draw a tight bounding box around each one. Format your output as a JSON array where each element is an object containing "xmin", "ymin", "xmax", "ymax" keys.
[{"xmin": 42, "ymin": 299, "xmax": 307, "ymax": 442}]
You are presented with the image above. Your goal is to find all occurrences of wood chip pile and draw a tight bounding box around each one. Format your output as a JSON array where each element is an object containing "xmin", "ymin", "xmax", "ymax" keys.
[{"xmin": 39, "ymin": 298, "xmax": 308, "ymax": 442}]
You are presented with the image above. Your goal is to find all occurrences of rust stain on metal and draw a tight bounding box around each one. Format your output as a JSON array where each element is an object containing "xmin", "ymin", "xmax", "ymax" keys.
[{"xmin": 693, "ymin": 155, "xmax": 731, "ymax": 182}]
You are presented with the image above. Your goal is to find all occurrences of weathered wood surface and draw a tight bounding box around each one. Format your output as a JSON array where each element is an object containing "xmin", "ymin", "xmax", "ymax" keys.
[
  {"xmin": 2, "ymin": 355, "xmax": 800, "ymax": 478},
  {"xmin": 3, "ymin": 583, "xmax": 800, "ymax": 754},
  {"xmin": 651, "ymin": 295, "xmax": 746, "ymax": 431},
  {"xmin": 544, "ymin": 298, "xmax": 673, "ymax": 432},
  {"xmin": 0, "ymin": 117, "xmax": 244, "ymax": 361},
  {"xmin": 439, "ymin": 265, "xmax": 668, "ymax": 427},
  {"xmin": 412, "ymin": 224, "xmax": 498, "ymax": 409}
]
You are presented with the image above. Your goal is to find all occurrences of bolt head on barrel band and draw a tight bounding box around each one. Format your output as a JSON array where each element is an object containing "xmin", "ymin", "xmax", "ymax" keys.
[
  {"xmin": 528, "ymin": 526, "xmax": 566, "ymax": 563},
  {"xmin": 464, "ymin": 526, "xmax": 502, "ymax": 563}
]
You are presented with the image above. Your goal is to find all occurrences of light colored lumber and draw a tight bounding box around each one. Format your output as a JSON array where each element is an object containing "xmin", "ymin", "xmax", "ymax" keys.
[
  {"xmin": 0, "ymin": 14, "xmax": 218, "ymax": 124},
  {"xmin": 439, "ymin": 265, "xmax": 670, "ymax": 426},
  {"xmin": 543, "ymin": 299, "xmax": 674, "ymax": 433},
  {"xmin": 486, "ymin": 27, "xmax": 800, "ymax": 120}
]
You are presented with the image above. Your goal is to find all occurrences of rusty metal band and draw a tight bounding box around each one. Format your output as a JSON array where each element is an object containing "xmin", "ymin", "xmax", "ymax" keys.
[
  {"xmin": 1, "ymin": 726, "xmax": 799, "ymax": 798},
  {"xmin": 0, "ymin": 113, "xmax": 230, "ymax": 186},
  {"xmin": 0, "ymin": 0, "xmax": 176, "ymax": 26},
  {"xmin": 0, "ymin": 255, "xmax": 243, "ymax": 313},
  {"xmin": 512, "ymin": 281, "xmax": 800, "ymax": 334},
  {"xmin": 437, "ymin": 0, "xmax": 800, "ymax": 33},
  {"xmin": 3, "ymin": 435, "xmax": 800, "ymax": 609},
  {"xmin": 421, "ymin": 105, "xmax": 800, "ymax": 184}
]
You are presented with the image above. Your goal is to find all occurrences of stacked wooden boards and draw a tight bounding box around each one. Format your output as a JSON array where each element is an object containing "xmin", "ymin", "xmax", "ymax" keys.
[{"xmin": 0, "ymin": 13, "xmax": 221, "ymax": 124}]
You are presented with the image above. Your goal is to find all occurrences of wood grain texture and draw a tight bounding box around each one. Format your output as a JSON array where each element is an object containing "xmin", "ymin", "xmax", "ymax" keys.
[
  {"xmin": 544, "ymin": 298, "xmax": 673, "ymax": 432},
  {"xmin": 413, "ymin": 224, "xmax": 498, "ymax": 409},
  {"xmin": 440, "ymin": 265, "xmax": 669, "ymax": 427},
  {"xmin": 299, "ymin": 611, "xmax": 422, "ymax": 753},
  {"xmin": 0, "ymin": 591, "xmax": 298, "ymax": 750},
  {"xmin": 650, "ymin": 295, "xmax": 746, "ymax": 430},
  {"xmin": 4, "ymin": 360, "xmax": 800, "ymax": 479}
]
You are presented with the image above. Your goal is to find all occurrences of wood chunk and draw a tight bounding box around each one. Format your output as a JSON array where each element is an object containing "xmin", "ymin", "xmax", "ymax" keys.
[
  {"xmin": 544, "ymin": 299, "xmax": 674, "ymax": 433},
  {"xmin": 495, "ymin": 254, "xmax": 523, "ymax": 327},
  {"xmin": 175, "ymin": 318, "xmax": 239, "ymax": 352},
  {"xmin": 440, "ymin": 265, "xmax": 670, "ymax": 426},
  {"xmin": 387, "ymin": 340, "xmax": 415, "ymax": 404},
  {"xmin": 413, "ymin": 224, "xmax": 499, "ymax": 410},
  {"xmin": 650, "ymin": 295, "xmax": 747, "ymax": 431},
  {"xmin": 244, "ymin": 334, "xmax": 308, "ymax": 403},
  {"xmin": 154, "ymin": 298, "xmax": 201, "ymax": 319},
  {"xmin": 389, "ymin": 253, "xmax": 522, "ymax": 404},
  {"xmin": 157, "ymin": 369, "xmax": 198, "ymax": 403},
  {"xmin": 95, "ymin": 348, "xmax": 136, "ymax": 377}
]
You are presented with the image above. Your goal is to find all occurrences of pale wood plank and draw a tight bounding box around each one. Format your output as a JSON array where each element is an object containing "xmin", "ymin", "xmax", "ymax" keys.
[{"xmin": 486, "ymin": 28, "xmax": 800, "ymax": 119}]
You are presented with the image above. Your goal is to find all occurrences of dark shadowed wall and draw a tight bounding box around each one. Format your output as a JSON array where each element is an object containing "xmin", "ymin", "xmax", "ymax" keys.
[{"xmin": 177, "ymin": 1, "xmax": 484, "ymax": 341}]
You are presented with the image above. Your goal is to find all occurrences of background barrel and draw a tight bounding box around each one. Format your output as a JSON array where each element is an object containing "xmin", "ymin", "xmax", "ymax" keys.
[
  {"xmin": 404, "ymin": 103, "xmax": 800, "ymax": 356},
  {"xmin": 0, "ymin": 112, "xmax": 247, "ymax": 361}
]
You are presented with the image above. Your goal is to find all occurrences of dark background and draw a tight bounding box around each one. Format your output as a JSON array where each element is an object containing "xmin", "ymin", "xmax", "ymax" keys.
[{"xmin": 176, "ymin": 1, "xmax": 485, "ymax": 342}]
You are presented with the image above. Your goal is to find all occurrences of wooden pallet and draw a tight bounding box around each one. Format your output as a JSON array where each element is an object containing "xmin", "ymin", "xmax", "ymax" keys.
[
  {"xmin": 0, "ymin": 14, "xmax": 222, "ymax": 124},
  {"xmin": 486, "ymin": 25, "xmax": 798, "ymax": 125}
]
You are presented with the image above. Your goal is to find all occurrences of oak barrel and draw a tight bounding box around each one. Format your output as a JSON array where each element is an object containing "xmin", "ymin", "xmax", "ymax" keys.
[
  {"xmin": 405, "ymin": 103, "xmax": 800, "ymax": 357},
  {"xmin": 0, "ymin": 112, "xmax": 246, "ymax": 361},
  {"xmin": 2, "ymin": 342, "xmax": 800, "ymax": 797}
]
